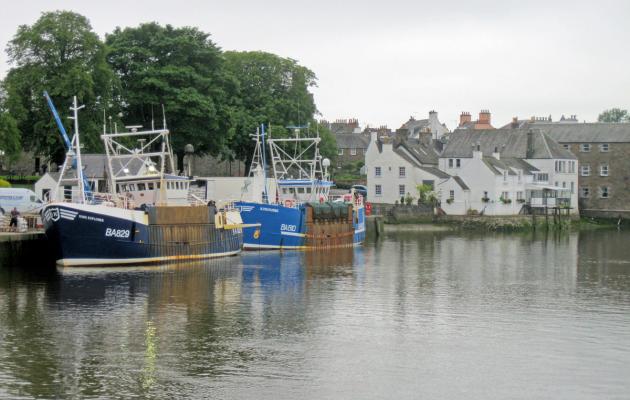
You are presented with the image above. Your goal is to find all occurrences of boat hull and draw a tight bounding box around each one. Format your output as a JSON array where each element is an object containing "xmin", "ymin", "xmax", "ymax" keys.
[
  {"xmin": 235, "ymin": 201, "xmax": 365, "ymax": 250},
  {"xmin": 43, "ymin": 203, "xmax": 242, "ymax": 266}
]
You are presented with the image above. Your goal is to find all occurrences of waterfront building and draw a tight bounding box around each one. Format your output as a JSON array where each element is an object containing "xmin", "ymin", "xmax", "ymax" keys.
[
  {"xmin": 365, "ymin": 128, "xmax": 450, "ymax": 204},
  {"xmin": 527, "ymin": 122, "xmax": 630, "ymax": 219},
  {"xmin": 438, "ymin": 128, "xmax": 578, "ymax": 215}
]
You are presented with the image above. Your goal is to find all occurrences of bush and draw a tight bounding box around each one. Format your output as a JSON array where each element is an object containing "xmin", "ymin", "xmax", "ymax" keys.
[
  {"xmin": 481, "ymin": 197, "xmax": 490, "ymax": 203},
  {"xmin": 446, "ymin": 198, "xmax": 454, "ymax": 204},
  {"xmin": 0, "ymin": 179, "xmax": 11, "ymax": 188},
  {"xmin": 467, "ymin": 208, "xmax": 479, "ymax": 215}
]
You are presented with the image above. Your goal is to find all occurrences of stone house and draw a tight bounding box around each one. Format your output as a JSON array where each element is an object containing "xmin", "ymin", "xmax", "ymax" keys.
[
  {"xmin": 438, "ymin": 128, "xmax": 578, "ymax": 215},
  {"xmin": 365, "ymin": 129, "xmax": 450, "ymax": 204},
  {"xmin": 530, "ymin": 123, "xmax": 630, "ymax": 218},
  {"xmin": 334, "ymin": 133, "xmax": 369, "ymax": 169}
]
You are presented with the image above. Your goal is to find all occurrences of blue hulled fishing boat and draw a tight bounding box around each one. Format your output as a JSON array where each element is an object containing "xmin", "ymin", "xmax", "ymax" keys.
[{"xmin": 235, "ymin": 125, "xmax": 365, "ymax": 250}]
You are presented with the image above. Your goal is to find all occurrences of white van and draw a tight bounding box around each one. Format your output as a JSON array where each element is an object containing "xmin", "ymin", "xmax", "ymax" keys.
[{"xmin": 0, "ymin": 188, "xmax": 44, "ymax": 215}]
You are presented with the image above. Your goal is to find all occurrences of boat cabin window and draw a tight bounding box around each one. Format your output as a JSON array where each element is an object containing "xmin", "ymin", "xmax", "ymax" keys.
[
  {"xmin": 297, "ymin": 188, "xmax": 305, "ymax": 194},
  {"xmin": 156, "ymin": 182, "xmax": 161, "ymax": 189},
  {"xmin": 282, "ymin": 188, "xmax": 287, "ymax": 194},
  {"xmin": 289, "ymin": 188, "xmax": 295, "ymax": 194},
  {"xmin": 306, "ymin": 188, "xmax": 312, "ymax": 194},
  {"xmin": 167, "ymin": 182, "xmax": 172, "ymax": 189},
  {"xmin": 147, "ymin": 182, "xmax": 154, "ymax": 190},
  {"xmin": 128, "ymin": 184, "xmax": 136, "ymax": 191},
  {"xmin": 137, "ymin": 183, "xmax": 146, "ymax": 191}
]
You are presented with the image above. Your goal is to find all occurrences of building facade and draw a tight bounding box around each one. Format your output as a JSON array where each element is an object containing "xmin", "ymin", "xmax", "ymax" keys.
[
  {"xmin": 438, "ymin": 128, "xmax": 578, "ymax": 215},
  {"xmin": 532, "ymin": 123, "xmax": 630, "ymax": 218},
  {"xmin": 365, "ymin": 130, "xmax": 450, "ymax": 204}
]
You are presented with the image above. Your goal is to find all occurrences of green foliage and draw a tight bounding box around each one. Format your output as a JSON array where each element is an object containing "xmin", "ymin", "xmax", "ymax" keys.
[
  {"xmin": 416, "ymin": 184, "xmax": 436, "ymax": 204},
  {"xmin": 598, "ymin": 108, "xmax": 629, "ymax": 123},
  {"xmin": 106, "ymin": 23, "xmax": 232, "ymax": 164},
  {"xmin": 223, "ymin": 51, "xmax": 318, "ymax": 163},
  {"xmin": 0, "ymin": 111, "xmax": 21, "ymax": 162},
  {"xmin": 3, "ymin": 11, "xmax": 118, "ymax": 162},
  {"xmin": 0, "ymin": 179, "xmax": 11, "ymax": 188},
  {"xmin": 404, "ymin": 193, "xmax": 414, "ymax": 205}
]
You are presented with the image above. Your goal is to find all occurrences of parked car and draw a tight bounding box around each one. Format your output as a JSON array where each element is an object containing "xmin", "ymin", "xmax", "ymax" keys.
[{"xmin": 350, "ymin": 184, "xmax": 368, "ymax": 199}]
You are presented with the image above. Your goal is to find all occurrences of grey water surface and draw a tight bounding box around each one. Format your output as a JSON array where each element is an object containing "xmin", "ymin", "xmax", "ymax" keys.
[{"xmin": 1, "ymin": 229, "xmax": 629, "ymax": 399}]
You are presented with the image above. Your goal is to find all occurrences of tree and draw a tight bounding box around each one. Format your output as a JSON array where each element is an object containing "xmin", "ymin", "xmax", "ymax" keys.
[
  {"xmin": 0, "ymin": 112, "xmax": 21, "ymax": 163},
  {"xmin": 223, "ymin": 51, "xmax": 319, "ymax": 166},
  {"xmin": 598, "ymin": 108, "xmax": 629, "ymax": 123},
  {"xmin": 106, "ymin": 23, "xmax": 234, "ymax": 170},
  {"xmin": 3, "ymin": 11, "xmax": 117, "ymax": 163}
]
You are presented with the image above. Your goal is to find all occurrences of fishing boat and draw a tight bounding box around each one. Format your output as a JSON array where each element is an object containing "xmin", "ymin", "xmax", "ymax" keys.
[
  {"xmin": 235, "ymin": 125, "xmax": 365, "ymax": 250},
  {"xmin": 41, "ymin": 94, "xmax": 243, "ymax": 266}
]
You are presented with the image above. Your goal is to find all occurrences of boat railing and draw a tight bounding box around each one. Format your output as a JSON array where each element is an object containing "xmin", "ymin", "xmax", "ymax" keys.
[
  {"xmin": 328, "ymin": 194, "xmax": 364, "ymax": 207},
  {"xmin": 49, "ymin": 188, "xmax": 134, "ymax": 209}
]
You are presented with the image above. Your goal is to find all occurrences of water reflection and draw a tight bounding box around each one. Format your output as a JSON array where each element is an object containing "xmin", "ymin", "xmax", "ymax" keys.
[{"xmin": 1, "ymin": 230, "xmax": 629, "ymax": 399}]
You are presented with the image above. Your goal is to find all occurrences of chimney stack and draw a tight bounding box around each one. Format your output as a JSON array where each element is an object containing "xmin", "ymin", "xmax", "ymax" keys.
[
  {"xmin": 479, "ymin": 109, "xmax": 491, "ymax": 125},
  {"xmin": 459, "ymin": 111, "xmax": 471, "ymax": 127}
]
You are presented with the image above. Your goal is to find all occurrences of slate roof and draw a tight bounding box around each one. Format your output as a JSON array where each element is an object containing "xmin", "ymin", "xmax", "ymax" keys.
[
  {"xmin": 452, "ymin": 176, "xmax": 470, "ymax": 190},
  {"xmin": 335, "ymin": 133, "xmax": 369, "ymax": 149},
  {"xmin": 401, "ymin": 118, "xmax": 430, "ymax": 136},
  {"xmin": 529, "ymin": 123, "xmax": 630, "ymax": 143},
  {"xmin": 394, "ymin": 138, "xmax": 440, "ymax": 165},
  {"xmin": 418, "ymin": 166, "xmax": 450, "ymax": 179},
  {"xmin": 442, "ymin": 128, "xmax": 575, "ymax": 159}
]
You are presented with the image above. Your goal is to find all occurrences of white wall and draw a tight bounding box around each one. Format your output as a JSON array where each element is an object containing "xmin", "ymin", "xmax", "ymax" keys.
[
  {"xmin": 366, "ymin": 134, "xmax": 446, "ymax": 204},
  {"xmin": 527, "ymin": 159, "xmax": 579, "ymax": 214},
  {"xmin": 439, "ymin": 153, "xmax": 528, "ymax": 215}
]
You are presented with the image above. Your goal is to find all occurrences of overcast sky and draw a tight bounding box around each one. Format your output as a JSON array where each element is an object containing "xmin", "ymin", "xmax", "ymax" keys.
[{"xmin": 1, "ymin": 0, "xmax": 629, "ymax": 130}]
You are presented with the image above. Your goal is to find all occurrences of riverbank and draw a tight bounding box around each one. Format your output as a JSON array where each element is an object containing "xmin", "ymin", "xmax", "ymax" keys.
[{"xmin": 367, "ymin": 214, "xmax": 621, "ymax": 234}]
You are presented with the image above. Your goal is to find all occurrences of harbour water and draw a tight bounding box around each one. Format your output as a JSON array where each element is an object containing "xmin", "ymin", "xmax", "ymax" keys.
[{"xmin": 1, "ymin": 229, "xmax": 629, "ymax": 399}]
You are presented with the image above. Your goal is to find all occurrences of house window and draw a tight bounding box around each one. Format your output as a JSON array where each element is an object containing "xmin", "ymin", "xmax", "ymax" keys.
[
  {"xmin": 599, "ymin": 187, "xmax": 609, "ymax": 198},
  {"xmin": 580, "ymin": 143, "xmax": 591, "ymax": 152},
  {"xmin": 503, "ymin": 170, "xmax": 508, "ymax": 181},
  {"xmin": 580, "ymin": 187, "xmax": 590, "ymax": 198},
  {"xmin": 375, "ymin": 167, "xmax": 381, "ymax": 177},
  {"xmin": 516, "ymin": 191, "xmax": 524, "ymax": 201},
  {"xmin": 448, "ymin": 159, "xmax": 453, "ymax": 168},
  {"xmin": 338, "ymin": 148, "xmax": 344, "ymax": 155},
  {"xmin": 569, "ymin": 161, "xmax": 576, "ymax": 173},
  {"xmin": 599, "ymin": 143, "xmax": 609, "ymax": 152},
  {"xmin": 375, "ymin": 185, "xmax": 382, "ymax": 196},
  {"xmin": 456, "ymin": 159, "xmax": 461, "ymax": 168},
  {"xmin": 517, "ymin": 170, "xmax": 522, "ymax": 183},
  {"xmin": 570, "ymin": 182, "xmax": 574, "ymax": 194},
  {"xmin": 501, "ymin": 191, "xmax": 509, "ymax": 200},
  {"xmin": 563, "ymin": 144, "xmax": 570, "ymax": 150},
  {"xmin": 600, "ymin": 165, "xmax": 609, "ymax": 176},
  {"xmin": 399, "ymin": 167, "xmax": 406, "ymax": 178},
  {"xmin": 581, "ymin": 165, "xmax": 590, "ymax": 176},
  {"xmin": 449, "ymin": 190, "xmax": 454, "ymax": 201},
  {"xmin": 350, "ymin": 148, "xmax": 357, "ymax": 156},
  {"xmin": 535, "ymin": 173, "xmax": 548, "ymax": 182},
  {"xmin": 399, "ymin": 184, "xmax": 406, "ymax": 196}
]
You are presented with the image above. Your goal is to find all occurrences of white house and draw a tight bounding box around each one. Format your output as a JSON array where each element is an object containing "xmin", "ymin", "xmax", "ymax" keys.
[
  {"xmin": 438, "ymin": 128, "xmax": 578, "ymax": 215},
  {"xmin": 365, "ymin": 130, "xmax": 450, "ymax": 204},
  {"xmin": 401, "ymin": 110, "xmax": 450, "ymax": 140}
]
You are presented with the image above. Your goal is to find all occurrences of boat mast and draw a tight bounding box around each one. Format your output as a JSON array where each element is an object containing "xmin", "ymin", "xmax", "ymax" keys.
[{"xmin": 69, "ymin": 96, "xmax": 87, "ymax": 203}]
